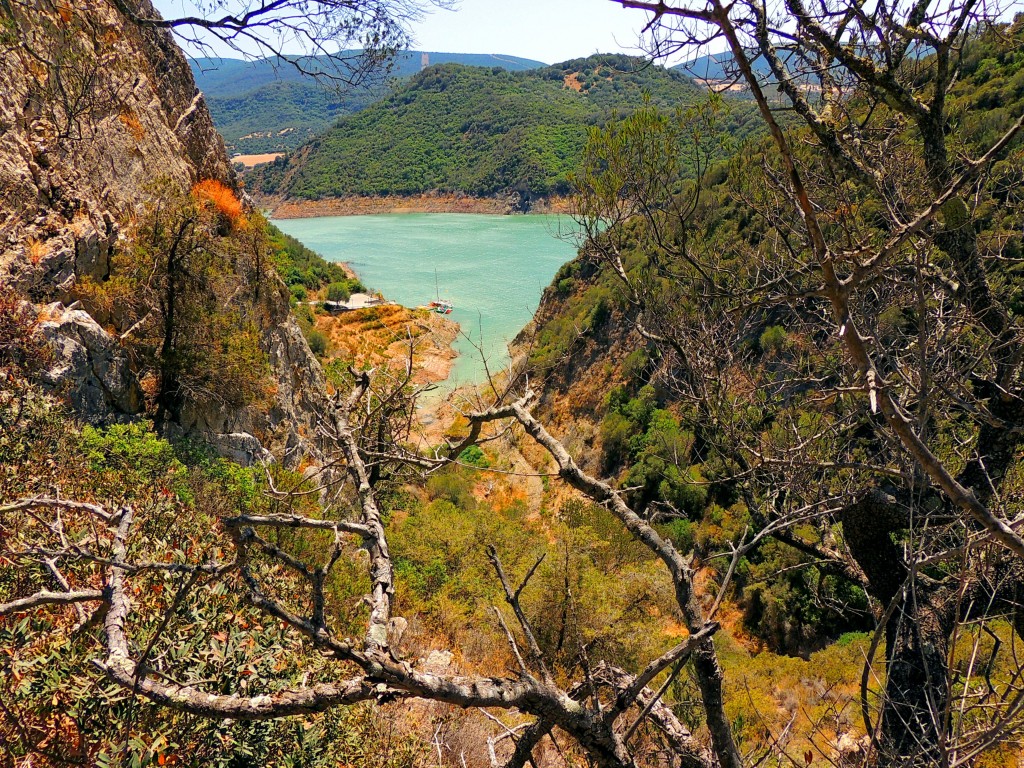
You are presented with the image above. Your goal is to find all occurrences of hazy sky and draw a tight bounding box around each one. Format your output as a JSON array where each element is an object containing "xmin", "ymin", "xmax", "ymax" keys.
[
  {"xmin": 154, "ymin": 0, "xmax": 668, "ymax": 65},
  {"xmin": 410, "ymin": 1, "xmax": 654, "ymax": 64}
]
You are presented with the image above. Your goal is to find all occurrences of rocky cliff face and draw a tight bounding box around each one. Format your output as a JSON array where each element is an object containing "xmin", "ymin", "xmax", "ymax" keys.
[
  {"xmin": 35, "ymin": 301, "xmax": 145, "ymax": 421},
  {"xmin": 0, "ymin": 0, "xmax": 234, "ymax": 294},
  {"xmin": 0, "ymin": 0, "xmax": 329, "ymax": 465}
]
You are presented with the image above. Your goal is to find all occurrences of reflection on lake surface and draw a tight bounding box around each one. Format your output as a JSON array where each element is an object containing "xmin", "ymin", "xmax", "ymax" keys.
[{"xmin": 271, "ymin": 213, "xmax": 580, "ymax": 387}]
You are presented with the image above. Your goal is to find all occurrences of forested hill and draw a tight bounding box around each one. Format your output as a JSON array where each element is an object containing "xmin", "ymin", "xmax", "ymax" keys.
[
  {"xmin": 250, "ymin": 54, "xmax": 764, "ymax": 202},
  {"xmin": 191, "ymin": 51, "xmax": 546, "ymax": 153}
]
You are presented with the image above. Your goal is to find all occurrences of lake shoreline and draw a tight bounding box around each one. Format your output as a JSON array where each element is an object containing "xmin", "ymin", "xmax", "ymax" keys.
[
  {"xmin": 259, "ymin": 193, "xmax": 576, "ymax": 218},
  {"xmin": 271, "ymin": 212, "xmax": 576, "ymax": 386}
]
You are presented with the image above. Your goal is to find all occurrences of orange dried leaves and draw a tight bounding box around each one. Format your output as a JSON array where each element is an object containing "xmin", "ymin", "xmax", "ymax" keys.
[{"xmin": 192, "ymin": 179, "xmax": 243, "ymax": 223}]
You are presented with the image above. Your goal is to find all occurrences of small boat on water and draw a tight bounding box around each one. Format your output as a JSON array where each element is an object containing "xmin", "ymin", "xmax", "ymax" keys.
[{"xmin": 427, "ymin": 269, "xmax": 453, "ymax": 314}]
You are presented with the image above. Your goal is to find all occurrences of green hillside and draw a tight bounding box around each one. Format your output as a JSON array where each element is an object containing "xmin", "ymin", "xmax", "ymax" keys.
[
  {"xmin": 252, "ymin": 54, "xmax": 762, "ymax": 200},
  {"xmin": 191, "ymin": 51, "xmax": 546, "ymax": 153},
  {"xmin": 527, "ymin": 20, "xmax": 1024, "ymax": 653}
]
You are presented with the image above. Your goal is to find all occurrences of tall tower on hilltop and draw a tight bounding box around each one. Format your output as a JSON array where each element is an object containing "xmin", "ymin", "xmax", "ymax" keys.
[{"xmin": 421, "ymin": 52, "xmax": 429, "ymax": 70}]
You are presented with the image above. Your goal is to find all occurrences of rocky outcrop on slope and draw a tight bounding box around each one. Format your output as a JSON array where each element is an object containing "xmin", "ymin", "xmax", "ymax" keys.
[
  {"xmin": 36, "ymin": 302, "xmax": 144, "ymax": 423},
  {"xmin": 0, "ymin": 0, "xmax": 234, "ymax": 296},
  {"xmin": 1, "ymin": 0, "xmax": 330, "ymax": 465}
]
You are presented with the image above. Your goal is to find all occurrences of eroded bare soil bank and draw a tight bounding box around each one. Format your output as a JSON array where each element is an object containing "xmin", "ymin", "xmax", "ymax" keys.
[{"xmin": 257, "ymin": 193, "xmax": 575, "ymax": 218}]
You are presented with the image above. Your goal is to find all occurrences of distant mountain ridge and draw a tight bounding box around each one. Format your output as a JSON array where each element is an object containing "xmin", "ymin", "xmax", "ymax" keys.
[
  {"xmin": 191, "ymin": 51, "xmax": 547, "ymax": 153},
  {"xmin": 672, "ymin": 51, "xmax": 772, "ymax": 83},
  {"xmin": 673, "ymin": 44, "xmax": 927, "ymax": 87}
]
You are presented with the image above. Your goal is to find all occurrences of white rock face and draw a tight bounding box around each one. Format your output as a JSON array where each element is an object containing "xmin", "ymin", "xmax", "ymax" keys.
[
  {"xmin": 36, "ymin": 303, "xmax": 143, "ymax": 423},
  {"xmin": 203, "ymin": 432, "xmax": 274, "ymax": 466}
]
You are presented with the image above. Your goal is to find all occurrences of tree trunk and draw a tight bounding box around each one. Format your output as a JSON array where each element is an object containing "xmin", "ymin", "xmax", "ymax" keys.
[
  {"xmin": 879, "ymin": 592, "xmax": 952, "ymax": 767},
  {"xmin": 842, "ymin": 493, "xmax": 955, "ymax": 766}
]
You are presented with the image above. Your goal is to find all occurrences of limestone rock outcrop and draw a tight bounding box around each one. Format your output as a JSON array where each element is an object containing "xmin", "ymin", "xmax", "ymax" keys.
[
  {"xmin": 36, "ymin": 302, "xmax": 144, "ymax": 424},
  {"xmin": 0, "ymin": 0, "xmax": 235, "ymax": 297},
  {"xmin": 1, "ymin": 0, "xmax": 330, "ymax": 465}
]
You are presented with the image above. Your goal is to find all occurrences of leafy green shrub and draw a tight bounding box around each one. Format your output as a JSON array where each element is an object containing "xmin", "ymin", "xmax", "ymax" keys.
[
  {"xmin": 586, "ymin": 293, "xmax": 612, "ymax": 330},
  {"xmin": 394, "ymin": 555, "xmax": 449, "ymax": 598},
  {"xmin": 759, "ymin": 324, "xmax": 787, "ymax": 354},
  {"xmin": 81, "ymin": 422, "xmax": 185, "ymax": 487},
  {"xmin": 661, "ymin": 518, "xmax": 695, "ymax": 552},
  {"xmin": 600, "ymin": 412, "xmax": 634, "ymax": 471},
  {"xmin": 306, "ymin": 329, "xmax": 329, "ymax": 356},
  {"xmin": 601, "ymin": 385, "xmax": 659, "ymax": 471},
  {"xmin": 736, "ymin": 536, "xmax": 871, "ymax": 655},
  {"xmin": 326, "ymin": 282, "xmax": 351, "ymax": 302},
  {"xmin": 457, "ymin": 445, "xmax": 491, "ymax": 468},
  {"xmin": 294, "ymin": 303, "xmax": 315, "ymax": 328},
  {"xmin": 622, "ymin": 347, "xmax": 651, "ymax": 382},
  {"xmin": 560, "ymin": 497, "xmax": 590, "ymax": 527},
  {"xmin": 426, "ymin": 468, "xmax": 476, "ymax": 509}
]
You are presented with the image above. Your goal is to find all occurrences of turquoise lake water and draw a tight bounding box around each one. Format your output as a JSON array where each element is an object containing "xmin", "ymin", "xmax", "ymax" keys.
[{"xmin": 271, "ymin": 213, "xmax": 580, "ymax": 387}]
